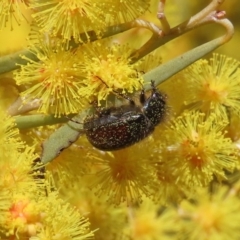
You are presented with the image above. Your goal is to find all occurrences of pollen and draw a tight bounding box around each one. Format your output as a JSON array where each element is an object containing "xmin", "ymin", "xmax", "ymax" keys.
[
  {"xmin": 34, "ymin": 192, "xmax": 95, "ymax": 239},
  {"xmin": 124, "ymin": 197, "xmax": 179, "ymax": 240},
  {"xmin": 162, "ymin": 111, "xmax": 237, "ymax": 187},
  {"xmin": 0, "ymin": 0, "xmax": 29, "ymax": 30},
  {"xmin": 29, "ymin": 0, "xmax": 106, "ymax": 43},
  {"xmin": 77, "ymin": 42, "xmax": 143, "ymax": 105},
  {"xmin": 89, "ymin": 141, "xmax": 155, "ymax": 206},
  {"xmin": 29, "ymin": 0, "xmax": 150, "ymax": 43},
  {"xmin": 178, "ymin": 187, "xmax": 240, "ymax": 240},
  {"xmin": 15, "ymin": 40, "xmax": 87, "ymax": 117},
  {"xmin": 106, "ymin": 0, "xmax": 150, "ymax": 25},
  {"xmin": 181, "ymin": 54, "xmax": 240, "ymax": 118}
]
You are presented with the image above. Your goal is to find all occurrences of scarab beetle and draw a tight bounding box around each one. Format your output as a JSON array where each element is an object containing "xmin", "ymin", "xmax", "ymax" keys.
[{"xmin": 83, "ymin": 80, "xmax": 167, "ymax": 151}]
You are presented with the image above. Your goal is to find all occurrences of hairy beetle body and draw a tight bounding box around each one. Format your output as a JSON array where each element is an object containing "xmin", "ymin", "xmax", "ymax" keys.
[{"xmin": 83, "ymin": 81, "xmax": 167, "ymax": 151}]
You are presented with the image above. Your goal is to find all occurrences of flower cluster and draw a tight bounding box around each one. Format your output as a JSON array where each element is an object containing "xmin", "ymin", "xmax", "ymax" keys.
[
  {"xmin": 1, "ymin": 1, "xmax": 240, "ymax": 240},
  {"xmin": 0, "ymin": 109, "xmax": 95, "ymax": 238},
  {"xmin": 159, "ymin": 111, "xmax": 237, "ymax": 187},
  {"xmin": 179, "ymin": 54, "xmax": 240, "ymax": 118},
  {"xmin": 29, "ymin": 0, "xmax": 150, "ymax": 43},
  {"xmin": 15, "ymin": 39, "xmax": 144, "ymax": 116}
]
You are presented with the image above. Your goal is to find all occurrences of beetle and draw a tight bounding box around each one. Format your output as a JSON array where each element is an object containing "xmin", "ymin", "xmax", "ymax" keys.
[
  {"xmin": 82, "ymin": 80, "xmax": 167, "ymax": 151},
  {"xmin": 41, "ymin": 80, "xmax": 167, "ymax": 163}
]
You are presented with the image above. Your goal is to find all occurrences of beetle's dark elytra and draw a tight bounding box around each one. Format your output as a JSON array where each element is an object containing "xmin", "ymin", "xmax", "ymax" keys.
[{"xmin": 85, "ymin": 111, "xmax": 154, "ymax": 150}]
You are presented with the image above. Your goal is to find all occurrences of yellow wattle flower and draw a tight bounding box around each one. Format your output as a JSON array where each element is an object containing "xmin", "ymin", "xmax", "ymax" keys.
[
  {"xmin": 29, "ymin": 0, "xmax": 150, "ymax": 43},
  {"xmin": 77, "ymin": 41, "xmax": 143, "ymax": 105},
  {"xmin": 89, "ymin": 139, "xmax": 156, "ymax": 206},
  {"xmin": 124, "ymin": 197, "xmax": 178, "ymax": 240},
  {"xmin": 181, "ymin": 54, "xmax": 240, "ymax": 118},
  {"xmin": 30, "ymin": 0, "xmax": 107, "ymax": 43},
  {"xmin": 0, "ymin": 0, "xmax": 30, "ymax": 30},
  {"xmin": 161, "ymin": 111, "xmax": 237, "ymax": 187},
  {"xmin": 15, "ymin": 40, "xmax": 87, "ymax": 117},
  {"xmin": 178, "ymin": 187, "xmax": 240, "ymax": 240}
]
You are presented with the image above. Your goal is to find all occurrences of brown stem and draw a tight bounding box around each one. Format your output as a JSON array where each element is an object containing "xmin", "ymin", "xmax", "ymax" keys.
[
  {"xmin": 157, "ymin": 0, "xmax": 170, "ymax": 34},
  {"xmin": 130, "ymin": 0, "xmax": 226, "ymax": 63},
  {"xmin": 142, "ymin": 18, "xmax": 234, "ymax": 89}
]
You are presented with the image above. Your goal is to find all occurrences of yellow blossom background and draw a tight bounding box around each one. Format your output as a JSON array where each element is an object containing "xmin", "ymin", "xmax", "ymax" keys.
[{"xmin": 1, "ymin": 0, "xmax": 240, "ymax": 240}]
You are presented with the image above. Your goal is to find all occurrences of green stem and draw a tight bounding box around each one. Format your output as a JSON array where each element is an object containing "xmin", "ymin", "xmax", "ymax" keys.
[
  {"xmin": 143, "ymin": 18, "xmax": 234, "ymax": 90},
  {"xmin": 0, "ymin": 50, "xmax": 38, "ymax": 74},
  {"xmin": 14, "ymin": 114, "xmax": 68, "ymax": 129},
  {"xmin": 130, "ymin": 0, "xmax": 226, "ymax": 63}
]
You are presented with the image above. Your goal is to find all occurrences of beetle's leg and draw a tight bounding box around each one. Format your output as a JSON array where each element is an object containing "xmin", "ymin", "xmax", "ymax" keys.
[
  {"xmin": 65, "ymin": 115, "xmax": 84, "ymax": 125},
  {"xmin": 151, "ymin": 80, "xmax": 157, "ymax": 92},
  {"xmin": 113, "ymin": 91, "xmax": 135, "ymax": 106},
  {"xmin": 140, "ymin": 89, "xmax": 146, "ymax": 105},
  {"xmin": 136, "ymin": 70, "xmax": 146, "ymax": 105},
  {"xmin": 91, "ymin": 100, "xmax": 102, "ymax": 116}
]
